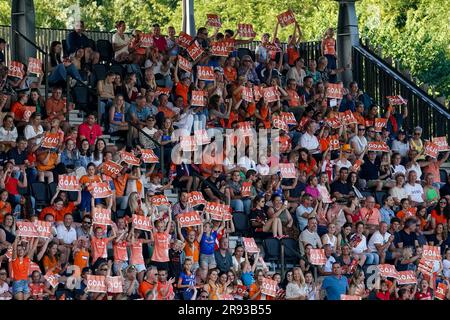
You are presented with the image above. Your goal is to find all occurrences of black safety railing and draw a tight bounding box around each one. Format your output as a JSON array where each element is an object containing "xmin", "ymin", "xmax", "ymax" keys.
[
  {"xmin": 11, "ymin": 28, "xmax": 49, "ymax": 100},
  {"xmin": 298, "ymin": 41, "xmax": 322, "ymax": 64},
  {"xmin": 352, "ymin": 44, "xmax": 450, "ymax": 140}
]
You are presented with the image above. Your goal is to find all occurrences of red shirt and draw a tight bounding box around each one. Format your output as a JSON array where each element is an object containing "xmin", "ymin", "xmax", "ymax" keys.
[
  {"xmin": 415, "ymin": 290, "xmax": 432, "ymax": 300},
  {"xmin": 4, "ymin": 176, "xmax": 19, "ymax": 196},
  {"xmin": 77, "ymin": 122, "xmax": 103, "ymax": 146},
  {"xmin": 376, "ymin": 291, "xmax": 391, "ymax": 300},
  {"xmin": 153, "ymin": 36, "xmax": 167, "ymax": 53},
  {"xmin": 11, "ymin": 256, "xmax": 31, "ymax": 280}
]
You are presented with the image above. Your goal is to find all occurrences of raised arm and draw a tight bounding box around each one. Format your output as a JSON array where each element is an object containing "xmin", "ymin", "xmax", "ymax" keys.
[{"xmin": 164, "ymin": 207, "xmax": 173, "ymax": 234}]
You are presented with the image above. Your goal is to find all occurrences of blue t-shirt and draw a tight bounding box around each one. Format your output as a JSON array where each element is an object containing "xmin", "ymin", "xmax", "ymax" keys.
[
  {"xmin": 241, "ymin": 271, "xmax": 254, "ymax": 287},
  {"xmin": 126, "ymin": 104, "xmax": 151, "ymax": 122},
  {"xmin": 200, "ymin": 231, "xmax": 217, "ymax": 255},
  {"xmin": 322, "ymin": 275, "xmax": 348, "ymax": 300},
  {"xmin": 179, "ymin": 271, "xmax": 196, "ymax": 299}
]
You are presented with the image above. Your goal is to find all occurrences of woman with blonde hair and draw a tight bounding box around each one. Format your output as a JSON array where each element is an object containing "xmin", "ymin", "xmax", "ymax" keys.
[
  {"xmin": 285, "ymin": 267, "xmax": 307, "ymax": 300},
  {"xmin": 143, "ymin": 192, "xmax": 160, "ymax": 220},
  {"xmin": 125, "ymin": 192, "xmax": 144, "ymax": 218},
  {"xmin": 109, "ymin": 94, "xmax": 128, "ymax": 135},
  {"xmin": 348, "ymin": 268, "xmax": 369, "ymax": 298},
  {"xmin": 203, "ymin": 268, "xmax": 220, "ymax": 300}
]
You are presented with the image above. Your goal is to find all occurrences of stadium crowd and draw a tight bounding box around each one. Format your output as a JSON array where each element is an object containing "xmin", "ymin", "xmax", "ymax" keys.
[{"xmin": 0, "ymin": 13, "xmax": 449, "ymax": 301}]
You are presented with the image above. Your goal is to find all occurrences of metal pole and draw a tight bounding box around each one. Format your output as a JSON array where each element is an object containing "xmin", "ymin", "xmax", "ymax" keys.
[
  {"xmin": 336, "ymin": 0, "xmax": 360, "ymax": 87},
  {"xmin": 280, "ymin": 242, "xmax": 285, "ymax": 278},
  {"xmin": 182, "ymin": 0, "xmax": 196, "ymax": 36},
  {"xmin": 44, "ymin": 45, "xmax": 49, "ymax": 101}
]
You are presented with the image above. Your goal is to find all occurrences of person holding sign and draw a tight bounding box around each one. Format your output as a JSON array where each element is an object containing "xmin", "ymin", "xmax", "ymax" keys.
[
  {"xmin": 10, "ymin": 237, "xmax": 38, "ymax": 300},
  {"xmin": 151, "ymin": 207, "xmax": 172, "ymax": 270}
]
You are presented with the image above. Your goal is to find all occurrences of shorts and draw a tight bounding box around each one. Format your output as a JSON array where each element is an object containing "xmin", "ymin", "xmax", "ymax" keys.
[
  {"xmin": 12, "ymin": 280, "xmax": 30, "ymax": 295},
  {"xmin": 199, "ymin": 254, "xmax": 216, "ymax": 269},
  {"xmin": 113, "ymin": 261, "xmax": 129, "ymax": 274},
  {"xmin": 133, "ymin": 263, "xmax": 146, "ymax": 273}
]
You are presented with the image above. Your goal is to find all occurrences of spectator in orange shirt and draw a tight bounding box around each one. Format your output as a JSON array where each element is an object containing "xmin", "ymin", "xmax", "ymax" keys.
[
  {"xmin": 50, "ymin": 188, "xmax": 82, "ymax": 222},
  {"xmin": 45, "ymin": 87, "xmax": 67, "ymax": 123},
  {"xmin": 139, "ymin": 267, "xmax": 158, "ymax": 300},
  {"xmin": 10, "ymin": 92, "xmax": 29, "ymax": 129},
  {"xmin": 36, "ymin": 149, "xmax": 59, "ymax": 183},
  {"xmin": 155, "ymin": 268, "xmax": 175, "ymax": 300},
  {"xmin": 174, "ymin": 61, "xmax": 191, "ymax": 106},
  {"xmin": 249, "ymin": 269, "xmax": 274, "ymax": 300},
  {"xmin": 11, "ymin": 237, "xmax": 38, "ymax": 300},
  {"xmin": 223, "ymin": 57, "xmax": 237, "ymax": 83}
]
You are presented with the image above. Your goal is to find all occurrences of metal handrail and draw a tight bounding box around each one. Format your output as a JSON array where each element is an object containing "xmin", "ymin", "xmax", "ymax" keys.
[
  {"xmin": 11, "ymin": 27, "xmax": 49, "ymax": 100},
  {"xmin": 11, "ymin": 28, "xmax": 47, "ymax": 55},
  {"xmin": 353, "ymin": 44, "xmax": 450, "ymax": 119}
]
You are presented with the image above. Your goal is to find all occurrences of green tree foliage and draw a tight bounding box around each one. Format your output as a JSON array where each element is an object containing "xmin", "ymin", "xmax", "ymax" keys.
[{"xmin": 0, "ymin": 0, "xmax": 448, "ymax": 98}]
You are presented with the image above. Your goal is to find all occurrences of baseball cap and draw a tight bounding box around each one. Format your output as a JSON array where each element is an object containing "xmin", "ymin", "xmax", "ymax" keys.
[
  {"xmin": 214, "ymin": 66, "xmax": 224, "ymax": 74},
  {"xmin": 341, "ymin": 144, "xmax": 352, "ymax": 152}
]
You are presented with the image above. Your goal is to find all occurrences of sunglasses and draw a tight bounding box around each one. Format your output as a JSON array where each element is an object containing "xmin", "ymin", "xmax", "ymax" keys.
[
  {"xmin": 414, "ymin": 133, "xmax": 421, "ymax": 135},
  {"xmin": 83, "ymin": 221, "xmax": 91, "ymax": 224},
  {"xmin": 200, "ymin": 295, "xmax": 209, "ymax": 298},
  {"xmin": 368, "ymin": 130, "xmax": 375, "ymax": 133},
  {"xmin": 358, "ymin": 128, "xmax": 366, "ymax": 131},
  {"xmin": 214, "ymin": 170, "xmax": 222, "ymax": 173},
  {"xmin": 100, "ymin": 268, "xmax": 108, "ymax": 271}
]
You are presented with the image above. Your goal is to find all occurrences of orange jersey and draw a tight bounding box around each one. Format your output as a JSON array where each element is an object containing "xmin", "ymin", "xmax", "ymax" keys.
[
  {"xmin": 130, "ymin": 240, "xmax": 145, "ymax": 265},
  {"xmin": 11, "ymin": 257, "xmax": 31, "ymax": 281},
  {"xmin": 113, "ymin": 240, "xmax": 128, "ymax": 262},
  {"xmin": 73, "ymin": 248, "xmax": 90, "ymax": 270},
  {"xmin": 151, "ymin": 232, "xmax": 170, "ymax": 262},
  {"xmin": 323, "ymin": 37, "xmax": 336, "ymax": 55},
  {"xmin": 184, "ymin": 240, "xmax": 200, "ymax": 263},
  {"xmin": 91, "ymin": 237, "xmax": 108, "ymax": 263}
]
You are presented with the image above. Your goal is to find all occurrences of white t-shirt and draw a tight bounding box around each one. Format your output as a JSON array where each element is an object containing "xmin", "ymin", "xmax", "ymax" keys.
[
  {"xmin": 24, "ymin": 124, "xmax": 44, "ymax": 144},
  {"xmin": 334, "ymin": 159, "xmax": 352, "ymax": 173},
  {"xmin": 351, "ymin": 234, "xmax": 368, "ymax": 254},
  {"xmin": 391, "ymin": 164, "xmax": 406, "ymax": 175},
  {"xmin": 389, "ymin": 186, "xmax": 408, "ymax": 201},
  {"xmin": 285, "ymin": 282, "xmax": 308, "ymax": 299},
  {"xmin": 299, "ymin": 132, "xmax": 319, "ymax": 153},
  {"xmin": 112, "ymin": 33, "xmax": 131, "ymax": 58},
  {"xmin": 324, "ymin": 255, "xmax": 336, "ymax": 273},
  {"xmin": 350, "ymin": 135, "xmax": 367, "ymax": 155},
  {"xmin": 368, "ymin": 231, "xmax": 391, "ymax": 253},
  {"xmin": 56, "ymin": 224, "xmax": 77, "ymax": 244},
  {"xmin": 404, "ymin": 182, "xmax": 424, "ymax": 203},
  {"xmin": 256, "ymin": 164, "xmax": 270, "ymax": 176},
  {"xmin": 0, "ymin": 282, "xmax": 10, "ymax": 300},
  {"xmin": 391, "ymin": 140, "xmax": 410, "ymax": 158}
]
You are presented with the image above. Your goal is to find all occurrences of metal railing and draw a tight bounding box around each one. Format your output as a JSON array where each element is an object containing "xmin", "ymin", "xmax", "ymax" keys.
[
  {"xmin": 352, "ymin": 44, "xmax": 450, "ymax": 139},
  {"xmin": 10, "ymin": 28, "xmax": 50, "ymax": 100}
]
